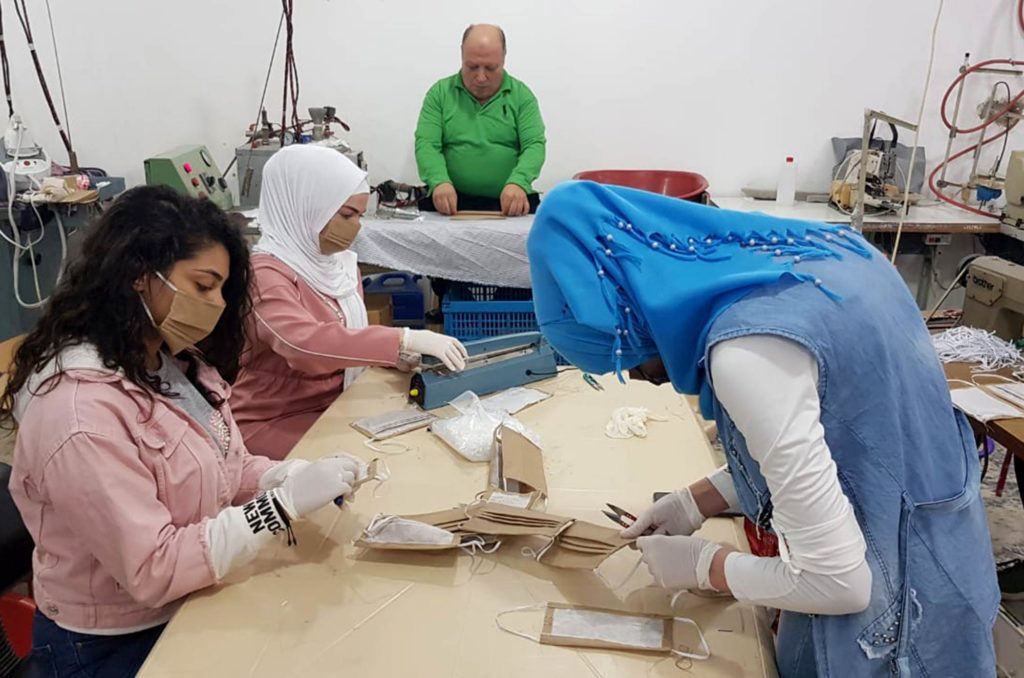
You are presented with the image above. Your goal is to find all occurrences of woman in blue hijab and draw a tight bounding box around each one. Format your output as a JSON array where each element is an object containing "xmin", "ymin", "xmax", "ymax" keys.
[{"xmin": 528, "ymin": 180, "xmax": 998, "ymax": 677}]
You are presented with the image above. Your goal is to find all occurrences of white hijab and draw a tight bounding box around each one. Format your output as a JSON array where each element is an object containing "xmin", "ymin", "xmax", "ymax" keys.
[{"xmin": 253, "ymin": 144, "xmax": 371, "ymax": 387}]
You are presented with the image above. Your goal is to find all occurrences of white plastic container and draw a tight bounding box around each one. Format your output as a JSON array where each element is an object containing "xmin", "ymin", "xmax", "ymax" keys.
[{"xmin": 777, "ymin": 156, "xmax": 797, "ymax": 206}]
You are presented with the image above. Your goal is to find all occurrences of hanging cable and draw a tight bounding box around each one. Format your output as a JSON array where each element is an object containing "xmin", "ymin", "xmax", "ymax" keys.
[
  {"xmin": 11, "ymin": 0, "xmax": 76, "ymax": 169},
  {"xmin": 0, "ymin": 1, "xmax": 14, "ymax": 118},
  {"xmin": 279, "ymin": 0, "xmax": 299, "ymax": 145},
  {"xmin": 220, "ymin": 9, "xmax": 285, "ymax": 180},
  {"xmin": 43, "ymin": 0, "xmax": 71, "ymax": 149},
  {"xmin": 889, "ymin": 0, "xmax": 944, "ymax": 264}
]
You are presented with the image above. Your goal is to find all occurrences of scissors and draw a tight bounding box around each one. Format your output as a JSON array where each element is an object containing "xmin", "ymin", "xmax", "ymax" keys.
[
  {"xmin": 583, "ymin": 373, "xmax": 604, "ymax": 391},
  {"xmin": 602, "ymin": 503, "xmax": 655, "ymax": 536}
]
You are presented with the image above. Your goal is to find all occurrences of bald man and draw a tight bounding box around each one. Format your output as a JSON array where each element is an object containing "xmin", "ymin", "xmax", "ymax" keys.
[{"xmin": 415, "ymin": 24, "xmax": 546, "ymax": 217}]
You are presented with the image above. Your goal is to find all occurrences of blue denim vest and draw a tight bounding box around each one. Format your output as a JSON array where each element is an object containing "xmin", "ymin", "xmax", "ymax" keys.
[{"xmin": 704, "ymin": 237, "xmax": 999, "ymax": 677}]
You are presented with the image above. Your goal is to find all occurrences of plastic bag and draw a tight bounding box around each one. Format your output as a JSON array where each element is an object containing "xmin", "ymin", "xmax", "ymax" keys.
[{"xmin": 431, "ymin": 391, "xmax": 542, "ymax": 462}]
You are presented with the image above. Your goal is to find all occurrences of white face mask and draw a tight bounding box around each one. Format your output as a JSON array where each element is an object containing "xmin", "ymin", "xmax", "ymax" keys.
[
  {"xmin": 352, "ymin": 408, "xmax": 436, "ymax": 440},
  {"xmin": 949, "ymin": 385, "xmax": 1024, "ymax": 422},
  {"xmin": 495, "ymin": 603, "xmax": 710, "ymax": 661},
  {"xmin": 362, "ymin": 515, "xmax": 460, "ymax": 547}
]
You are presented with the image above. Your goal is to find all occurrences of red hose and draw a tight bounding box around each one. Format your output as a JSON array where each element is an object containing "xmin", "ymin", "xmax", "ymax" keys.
[
  {"xmin": 940, "ymin": 58, "xmax": 1024, "ymax": 134},
  {"xmin": 928, "ymin": 126, "xmax": 1011, "ymax": 218},
  {"xmin": 1019, "ymin": 0, "xmax": 1024, "ymax": 33}
]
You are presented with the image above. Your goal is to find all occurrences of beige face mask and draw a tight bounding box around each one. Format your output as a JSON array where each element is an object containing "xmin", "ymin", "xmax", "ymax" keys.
[
  {"xmin": 141, "ymin": 271, "xmax": 225, "ymax": 355},
  {"xmin": 320, "ymin": 215, "xmax": 361, "ymax": 253}
]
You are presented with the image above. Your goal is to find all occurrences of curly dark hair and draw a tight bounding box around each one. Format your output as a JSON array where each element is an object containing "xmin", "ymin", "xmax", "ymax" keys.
[{"xmin": 0, "ymin": 185, "xmax": 252, "ymax": 428}]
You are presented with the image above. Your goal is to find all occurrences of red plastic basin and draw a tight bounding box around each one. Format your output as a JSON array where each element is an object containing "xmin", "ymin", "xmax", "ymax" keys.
[{"xmin": 572, "ymin": 169, "xmax": 709, "ymax": 202}]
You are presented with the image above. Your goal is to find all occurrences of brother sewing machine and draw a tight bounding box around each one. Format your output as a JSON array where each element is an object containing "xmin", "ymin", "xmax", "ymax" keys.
[
  {"xmin": 408, "ymin": 332, "xmax": 559, "ymax": 410},
  {"xmin": 962, "ymin": 256, "xmax": 1024, "ymax": 341}
]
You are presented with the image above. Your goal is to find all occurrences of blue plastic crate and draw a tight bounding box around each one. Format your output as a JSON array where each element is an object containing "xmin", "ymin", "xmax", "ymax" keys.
[{"xmin": 442, "ymin": 284, "xmax": 569, "ymax": 364}]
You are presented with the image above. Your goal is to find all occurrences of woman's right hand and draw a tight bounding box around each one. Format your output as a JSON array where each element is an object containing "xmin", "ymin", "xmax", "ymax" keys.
[
  {"xmin": 620, "ymin": 487, "xmax": 706, "ymax": 538},
  {"xmin": 404, "ymin": 329, "xmax": 468, "ymax": 372}
]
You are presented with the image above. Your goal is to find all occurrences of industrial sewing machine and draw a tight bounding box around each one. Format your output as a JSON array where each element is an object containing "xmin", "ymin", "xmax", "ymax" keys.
[
  {"xmin": 963, "ymin": 256, "xmax": 1024, "ymax": 341},
  {"xmin": 408, "ymin": 332, "xmax": 558, "ymax": 410}
]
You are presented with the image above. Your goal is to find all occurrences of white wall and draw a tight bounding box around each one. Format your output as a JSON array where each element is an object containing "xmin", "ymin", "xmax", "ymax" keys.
[{"xmin": 3, "ymin": 0, "xmax": 1020, "ymax": 197}]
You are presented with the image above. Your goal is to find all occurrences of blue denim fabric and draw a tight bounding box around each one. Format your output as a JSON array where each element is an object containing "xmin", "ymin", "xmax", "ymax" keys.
[
  {"xmin": 705, "ymin": 236, "xmax": 999, "ymax": 677},
  {"xmin": 28, "ymin": 610, "xmax": 163, "ymax": 678}
]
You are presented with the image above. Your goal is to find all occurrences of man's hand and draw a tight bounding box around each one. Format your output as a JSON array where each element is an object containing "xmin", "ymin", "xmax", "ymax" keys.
[
  {"xmin": 432, "ymin": 183, "xmax": 458, "ymax": 215},
  {"xmin": 500, "ymin": 184, "xmax": 530, "ymax": 217}
]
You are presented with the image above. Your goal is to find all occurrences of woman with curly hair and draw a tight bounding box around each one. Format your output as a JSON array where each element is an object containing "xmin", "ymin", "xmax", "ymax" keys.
[{"xmin": 1, "ymin": 186, "xmax": 363, "ymax": 677}]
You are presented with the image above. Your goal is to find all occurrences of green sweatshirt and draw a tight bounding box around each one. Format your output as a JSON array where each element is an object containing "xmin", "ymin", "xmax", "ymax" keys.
[{"xmin": 414, "ymin": 72, "xmax": 546, "ymax": 198}]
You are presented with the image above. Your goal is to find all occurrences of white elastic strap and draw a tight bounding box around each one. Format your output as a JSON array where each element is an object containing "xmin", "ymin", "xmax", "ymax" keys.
[
  {"xmin": 595, "ymin": 553, "xmax": 645, "ymax": 591},
  {"xmin": 933, "ymin": 327, "xmax": 1024, "ymax": 373},
  {"xmin": 520, "ymin": 539, "xmax": 555, "ymax": 561},
  {"xmin": 356, "ymin": 458, "xmax": 392, "ymax": 499},
  {"xmin": 494, "ymin": 604, "xmax": 545, "ymax": 644},
  {"xmin": 460, "ymin": 537, "xmax": 502, "ymax": 556},
  {"xmin": 254, "ymin": 309, "xmax": 396, "ymax": 366},
  {"xmin": 363, "ymin": 437, "xmax": 410, "ymax": 455},
  {"xmin": 521, "ymin": 520, "xmax": 576, "ymax": 562},
  {"xmin": 669, "ymin": 617, "xmax": 711, "ymax": 661}
]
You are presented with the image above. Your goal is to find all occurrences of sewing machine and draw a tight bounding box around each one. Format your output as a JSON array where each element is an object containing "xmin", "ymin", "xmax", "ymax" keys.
[
  {"xmin": 408, "ymin": 332, "xmax": 558, "ymax": 409},
  {"xmin": 962, "ymin": 256, "xmax": 1024, "ymax": 341}
]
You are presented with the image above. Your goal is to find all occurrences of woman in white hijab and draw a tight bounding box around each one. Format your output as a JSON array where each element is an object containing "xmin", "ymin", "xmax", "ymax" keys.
[{"xmin": 231, "ymin": 145, "xmax": 466, "ymax": 459}]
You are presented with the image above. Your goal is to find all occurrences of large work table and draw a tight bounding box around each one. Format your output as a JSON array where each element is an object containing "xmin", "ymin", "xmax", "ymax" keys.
[
  {"xmin": 351, "ymin": 199, "xmax": 995, "ymax": 290},
  {"xmin": 139, "ymin": 368, "xmax": 777, "ymax": 677}
]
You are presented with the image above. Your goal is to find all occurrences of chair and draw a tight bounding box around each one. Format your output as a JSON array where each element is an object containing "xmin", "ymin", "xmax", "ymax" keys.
[
  {"xmin": 0, "ymin": 464, "xmax": 32, "ymax": 592},
  {"xmin": 572, "ymin": 169, "xmax": 710, "ymax": 203}
]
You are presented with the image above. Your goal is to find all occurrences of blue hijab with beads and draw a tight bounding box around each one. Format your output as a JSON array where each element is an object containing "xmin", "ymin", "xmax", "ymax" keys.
[{"xmin": 527, "ymin": 181, "xmax": 872, "ymax": 416}]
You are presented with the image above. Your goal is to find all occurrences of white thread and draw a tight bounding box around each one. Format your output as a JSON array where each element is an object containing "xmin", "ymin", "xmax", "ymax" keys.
[
  {"xmin": 363, "ymin": 438, "xmax": 409, "ymax": 455},
  {"xmin": 494, "ymin": 604, "xmax": 546, "ymax": 643}
]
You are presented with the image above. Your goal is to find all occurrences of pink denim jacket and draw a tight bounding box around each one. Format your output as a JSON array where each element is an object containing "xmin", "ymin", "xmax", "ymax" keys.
[
  {"xmin": 9, "ymin": 344, "xmax": 276, "ymax": 631},
  {"xmin": 230, "ymin": 254, "xmax": 402, "ymax": 459}
]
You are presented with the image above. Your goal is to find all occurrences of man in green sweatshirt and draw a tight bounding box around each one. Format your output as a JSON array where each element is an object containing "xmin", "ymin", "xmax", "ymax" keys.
[{"xmin": 414, "ymin": 24, "xmax": 546, "ymax": 217}]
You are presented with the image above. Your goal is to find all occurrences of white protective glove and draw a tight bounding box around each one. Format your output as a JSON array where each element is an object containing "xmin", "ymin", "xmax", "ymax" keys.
[
  {"xmin": 204, "ymin": 456, "xmax": 360, "ymax": 579},
  {"xmin": 637, "ymin": 534, "xmax": 722, "ymax": 591},
  {"xmin": 403, "ymin": 329, "xmax": 468, "ymax": 372},
  {"xmin": 272, "ymin": 456, "xmax": 360, "ymax": 519},
  {"xmin": 620, "ymin": 487, "xmax": 706, "ymax": 538},
  {"xmin": 258, "ymin": 459, "xmax": 311, "ymax": 491}
]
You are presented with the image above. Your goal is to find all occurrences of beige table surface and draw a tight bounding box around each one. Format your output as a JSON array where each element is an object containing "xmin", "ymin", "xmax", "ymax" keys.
[{"xmin": 139, "ymin": 368, "xmax": 777, "ymax": 677}]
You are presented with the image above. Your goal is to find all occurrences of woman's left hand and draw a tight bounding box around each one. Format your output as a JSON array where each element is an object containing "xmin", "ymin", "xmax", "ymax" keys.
[{"xmin": 636, "ymin": 535, "xmax": 722, "ymax": 591}]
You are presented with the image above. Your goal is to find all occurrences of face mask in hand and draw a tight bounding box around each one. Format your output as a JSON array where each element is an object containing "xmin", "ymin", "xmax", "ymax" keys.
[
  {"xmin": 140, "ymin": 271, "xmax": 224, "ymax": 355},
  {"xmin": 356, "ymin": 514, "xmax": 460, "ymax": 550},
  {"xmin": 354, "ymin": 513, "xmax": 500, "ymax": 555},
  {"xmin": 496, "ymin": 602, "xmax": 710, "ymax": 661}
]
